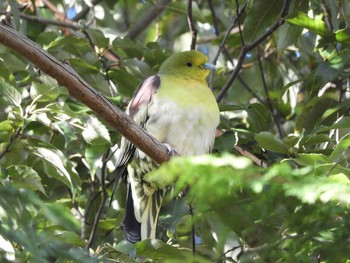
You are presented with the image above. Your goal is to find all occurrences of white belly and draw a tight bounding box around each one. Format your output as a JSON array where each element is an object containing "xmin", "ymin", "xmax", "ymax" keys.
[{"xmin": 146, "ymin": 98, "xmax": 219, "ymax": 156}]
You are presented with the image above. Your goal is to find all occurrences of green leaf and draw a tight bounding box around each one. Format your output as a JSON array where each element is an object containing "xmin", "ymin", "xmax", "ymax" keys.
[
  {"xmin": 84, "ymin": 29, "xmax": 109, "ymax": 49},
  {"xmin": 36, "ymin": 31, "xmax": 60, "ymax": 47},
  {"xmin": 328, "ymin": 134, "xmax": 350, "ymax": 162},
  {"xmin": 7, "ymin": 110, "xmax": 24, "ymax": 128},
  {"xmin": 299, "ymin": 134, "xmax": 331, "ymax": 147},
  {"xmin": 112, "ymin": 240, "xmax": 137, "ymax": 259},
  {"xmin": 54, "ymin": 231, "xmax": 85, "ymax": 247},
  {"xmin": 30, "ymin": 75, "xmax": 65, "ymax": 102},
  {"xmin": 335, "ymin": 28, "xmax": 350, "ymax": 43},
  {"xmin": 0, "ymin": 53, "xmax": 27, "ymax": 72},
  {"xmin": 135, "ymin": 239, "xmax": 189, "ymax": 260},
  {"xmin": 243, "ymin": 0, "xmax": 284, "ymax": 43},
  {"xmin": 159, "ymin": 197, "xmax": 189, "ymax": 235},
  {"xmin": 32, "ymin": 147, "xmax": 76, "ymax": 188},
  {"xmin": 85, "ymin": 144, "xmax": 110, "ymax": 176},
  {"xmin": 46, "ymin": 35, "xmax": 92, "ymax": 58},
  {"xmin": 112, "ymin": 37, "xmax": 145, "ymax": 58},
  {"xmin": 82, "ymin": 116, "xmax": 111, "ymax": 145},
  {"xmin": 255, "ymin": 132, "xmax": 289, "ymax": 154},
  {"xmin": 330, "ymin": 116, "xmax": 350, "ymax": 129},
  {"xmin": 283, "ymin": 134, "xmax": 299, "ymax": 147},
  {"xmin": 68, "ymin": 58, "xmax": 100, "ymax": 74},
  {"xmin": 0, "ymin": 120, "xmax": 13, "ymax": 131},
  {"xmin": 214, "ymin": 131, "xmax": 237, "ymax": 153},
  {"xmin": 146, "ymin": 155, "xmax": 254, "ymax": 194},
  {"xmin": 0, "ymin": 60, "xmax": 16, "ymax": 85},
  {"xmin": 246, "ymin": 103, "xmax": 271, "ymax": 133},
  {"xmin": 52, "ymin": 120, "xmax": 78, "ymax": 148},
  {"xmin": 0, "ymin": 78, "xmax": 21, "ymax": 106},
  {"xmin": 69, "ymin": 58, "xmax": 99, "ymax": 75},
  {"xmin": 283, "ymin": 173, "xmax": 350, "ymax": 205},
  {"xmin": 167, "ymin": 1, "xmax": 208, "ymax": 23},
  {"xmin": 109, "ymin": 69, "xmax": 142, "ymax": 97},
  {"xmin": 286, "ymin": 11, "xmax": 329, "ymax": 36},
  {"xmin": 295, "ymin": 153, "xmax": 329, "ymax": 166},
  {"xmin": 277, "ymin": 23, "xmax": 303, "ymax": 50},
  {"xmin": 28, "ymin": 139, "xmax": 81, "ymax": 198},
  {"xmin": 6, "ymin": 165, "xmax": 46, "ymax": 195},
  {"xmin": 315, "ymin": 54, "xmax": 350, "ymax": 86},
  {"xmin": 41, "ymin": 203, "xmax": 81, "ymax": 232}
]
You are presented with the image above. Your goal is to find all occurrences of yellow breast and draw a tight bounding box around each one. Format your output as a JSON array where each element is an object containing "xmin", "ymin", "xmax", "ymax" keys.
[{"xmin": 145, "ymin": 75, "xmax": 220, "ymax": 156}]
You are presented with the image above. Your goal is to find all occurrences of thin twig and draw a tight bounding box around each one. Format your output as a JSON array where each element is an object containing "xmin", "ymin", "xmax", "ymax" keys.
[
  {"xmin": 207, "ymin": 0, "xmax": 219, "ymax": 34},
  {"xmin": 235, "ymin": 0, "xmax": 245, "ymax": 46},
  {"xmin": 86, "ymin": 153, "xmax": 109, "ymax": 249},
  {"xmin": 85, "ymin": 178, "xmax": 116, "ymax": 226},
  {"xmin": 72, "ymin": 0, "xmax": 104, "ymax": 21},
  {"xmin": 187, "ymin": 0, "xmax": 197, "ymax": 50},
  {"xmin": 216, "ymin": 0, "xmax": 292, "ymax": 102},
  {"xmin": 42, "ymin": 0, "xmax": 64, "ymax": 19},
  {"xmin": 189, "ymin": 204, "xmax": 196, "ymax": 256},
  {"xmin": 122, "ymin": 0, "xmax": 130, "ymax": 30},
  {"xmin": 68, "ymin": 189, "xmax": 86, "ymax": 240},
  {"xmin": 233, "ymin": 145, "xmax": 267, "ymax": 168},
  {"xmin": 0, "ymin": 11, "xmax": 81, "ymax": 30},
  {"xmin": 209, "ymin": 3, "xmax": 263, "ymax": 102},
  {"xmin": 216, "ymin": 245, "xmax": 242, "ymax": 261},
  {"xmin": 0, "ymin": 128, "xmax": 21, "ymax": 160},
  {"xmin": 256, "ymin": 47, "xmax": 284, "ymax": 138},
  {"xmin": 238, "ymin": 75, "xmax": 264, "ymax": 104},
  {"xmin": 212, "ymin": 23, "xmax": 236, "ymax": 64}
]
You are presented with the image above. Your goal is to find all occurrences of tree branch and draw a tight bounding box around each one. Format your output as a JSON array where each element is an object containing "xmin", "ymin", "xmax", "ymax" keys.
[
  {"xmin": 187, "ymin": 0, "xmax": 197, "ymax": 50},
  {"xmin": 0, "ymin": 11, "xmax": 81, "ymax": 30},
  {"xmin": 86, "ymin": 153, "xmax": 109, "ymax": 249},
  {"xmin": 216, "ymin": 0, "xmax": 292, "ymax": 102},
  {"xmin": 126, "ymin": 0, "xmax": 172, "ymax": 39},
  {"xmin": 256, "ymin": 47, "xmax": 284, "ymax": 138},
  {"xmin": 235, "ymin": 0, "xmax": 245, "ymax": 46},
  {"xmin": 0, "ymin": 22, "xmax": 170, "ymax": 165},
  {"xmin": 0, "ymin": 128, "xmax": 21, "ymax": 160},
  {"xmin": 72, "ymin": 0, "xmax": 104, "ymax": 22},
  {"xmin": 208, "ymin": 3, "xmax": 264, "ymax": 103}
]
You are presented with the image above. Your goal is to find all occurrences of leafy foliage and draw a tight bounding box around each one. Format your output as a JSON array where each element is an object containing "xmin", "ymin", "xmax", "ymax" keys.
[{"xmin": 1, "ymin": 0, "xmax": 350, "ymax": 262}]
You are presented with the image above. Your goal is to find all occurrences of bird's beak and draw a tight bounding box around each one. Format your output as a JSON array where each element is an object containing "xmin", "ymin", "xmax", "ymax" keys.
[{"xmin": 203, "ymin": 62, "xmax": 216, "ymax": 70}]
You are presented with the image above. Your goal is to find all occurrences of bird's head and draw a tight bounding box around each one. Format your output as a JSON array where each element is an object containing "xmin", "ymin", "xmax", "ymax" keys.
[{"xmin": 159, "ymin": 50, "xmax": 215, "ymax": 81}]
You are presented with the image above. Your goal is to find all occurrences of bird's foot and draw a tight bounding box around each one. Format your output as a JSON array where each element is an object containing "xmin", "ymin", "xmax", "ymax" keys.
[{"xmin": 163, "ymin": 143, "xmax": 179, "ymax": 158}]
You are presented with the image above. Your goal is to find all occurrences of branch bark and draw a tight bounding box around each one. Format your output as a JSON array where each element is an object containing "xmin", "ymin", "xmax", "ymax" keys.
[{"xmin": 0, "ymin": 22, "xmax": 170, "ymax": 165}]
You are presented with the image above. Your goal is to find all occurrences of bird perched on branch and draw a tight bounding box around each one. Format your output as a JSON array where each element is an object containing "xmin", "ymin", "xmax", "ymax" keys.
[{"xmin": 115, "ymin": 50, "xmax": 220, "ymax": 243}]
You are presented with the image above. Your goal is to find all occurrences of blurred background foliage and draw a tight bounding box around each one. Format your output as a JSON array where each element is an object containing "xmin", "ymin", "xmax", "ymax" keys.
[{"xmin": 1, "ymin": 0, "xmax": 350, "ymax": 262}]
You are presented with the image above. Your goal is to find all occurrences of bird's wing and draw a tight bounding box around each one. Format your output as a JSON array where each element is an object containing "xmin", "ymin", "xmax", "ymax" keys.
[
  {"xmin": 114, "ymin": 75, "xmax": 161, "ymax": 243},
  {"xmin": 114, "ymin": 75, "xmax": 161, "ymax": 178}
]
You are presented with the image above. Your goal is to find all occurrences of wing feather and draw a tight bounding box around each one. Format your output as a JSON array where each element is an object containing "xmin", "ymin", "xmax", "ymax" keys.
[
  {"xmin": 114, "ymin": 75, "xmax": 161, "ymax": 243},
  {"xmin": 115, "ymin": 75, "xmax": 160, "ymax": 173}
]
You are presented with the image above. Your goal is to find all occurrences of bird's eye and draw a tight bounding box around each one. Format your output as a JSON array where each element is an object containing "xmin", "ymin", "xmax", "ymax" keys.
[{"xmin": 186, "ymin": 62, "xmax": 193, "ymax": 67}]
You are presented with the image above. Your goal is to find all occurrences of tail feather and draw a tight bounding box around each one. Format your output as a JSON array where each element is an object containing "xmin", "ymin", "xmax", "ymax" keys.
[
  {"xmin": 122, "ymin": 184, "xmax": 141, "ymax": 243},
  {"xmin": 140, "ymin": 189, "xmax": 164, "ymax": 240},
  {"xmin": 122, "ymin": 179, "xmax": 165, "ymax": 243}
]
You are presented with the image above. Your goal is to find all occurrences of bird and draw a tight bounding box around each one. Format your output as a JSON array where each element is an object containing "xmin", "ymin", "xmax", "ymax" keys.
[{"xmin": 115, "ymin": 50, "xmax": 220, "ymax": 243}]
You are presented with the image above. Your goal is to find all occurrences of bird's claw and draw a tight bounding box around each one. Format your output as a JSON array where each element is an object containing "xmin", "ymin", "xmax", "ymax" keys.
[{"xmin": 163, "ymin": 143, "xmax": 179, "ymax": 158}]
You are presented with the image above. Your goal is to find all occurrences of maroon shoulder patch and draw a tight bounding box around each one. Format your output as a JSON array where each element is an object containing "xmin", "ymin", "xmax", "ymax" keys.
[{"xmin": 128, "ymin": 75, "xmax": 160, "ymax": 118}]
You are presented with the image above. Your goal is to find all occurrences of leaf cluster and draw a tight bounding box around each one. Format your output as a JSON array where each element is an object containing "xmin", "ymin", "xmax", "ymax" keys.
[{"xmin": 1, "ymin": 0, "xmax": 350, "ymax": 262}]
